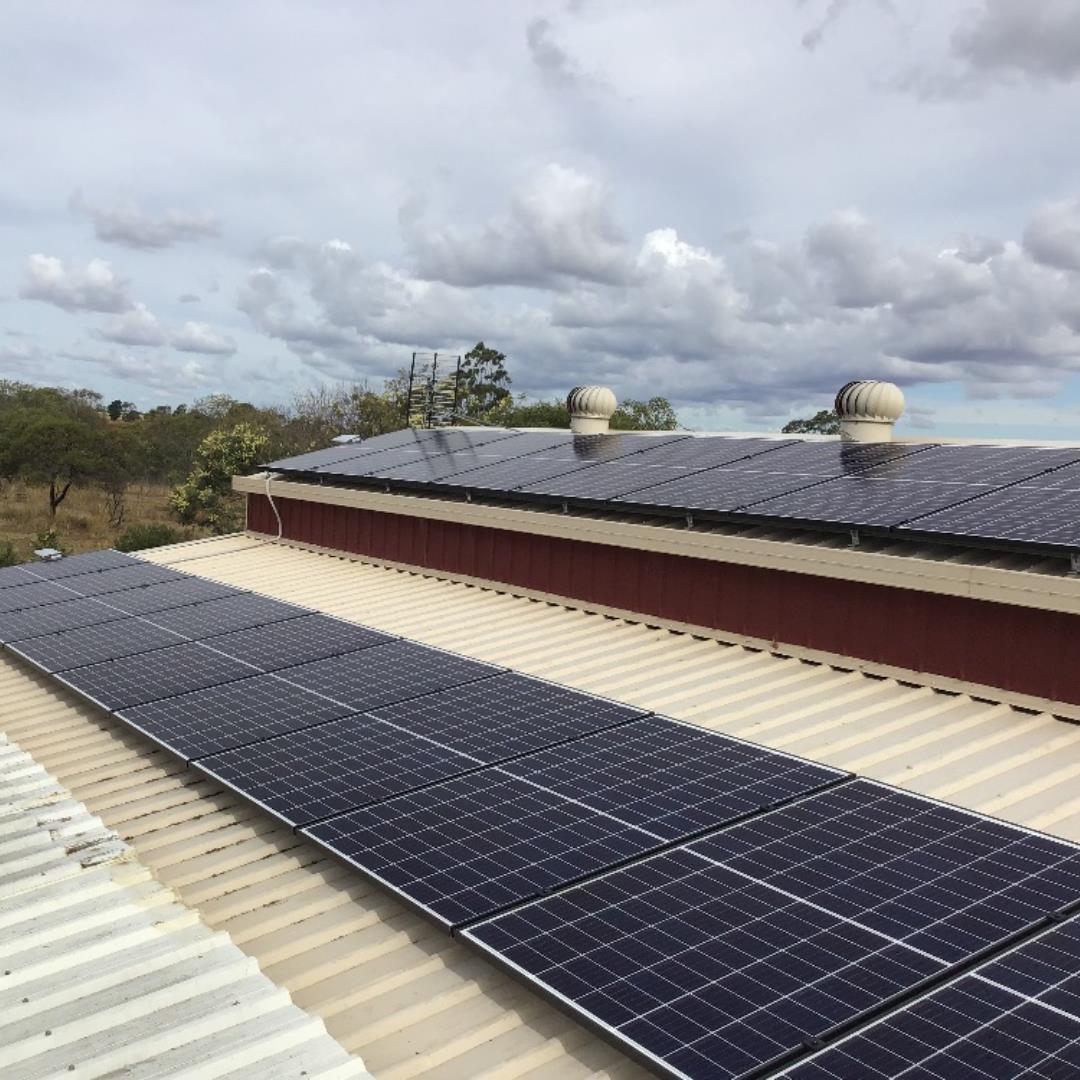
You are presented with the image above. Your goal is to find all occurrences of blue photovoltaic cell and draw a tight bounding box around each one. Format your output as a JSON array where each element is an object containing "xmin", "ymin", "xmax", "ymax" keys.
[
  {"xmin": 781, "ymin": 919, "xmax": 1080, "ymax": 1079},
  {"xmin": 8, "ymin": 618, "xmax": 187, "ymax": 673},
  {"xmin": 194, "ymin": 713, "xmax": 481, "ymax": 826},
  {"xmin": 140, "ymin": 592, "xmax": 308, "ymax": 640},
  {"xmin": 463, "ymin": 780, "xmax": 1080, "ymax": 1080},
  {"xmin": 366, "ymin": 672, "xmax": 646, "ymax": 762},
  {"xmin": 21, "ymin": 549, "xmax": 139, "ymax": 580},
  {"xmin": 691, "ymin": 780, "xmax": 1080, "ymax": 963},
  {"xmin": 0, "ymin": 566, "xmax": 38, "ymax": 590},
  {"xmin": 466, "ymin": 846, "xmax": 945, "ymax": 1080},
  {"xmin": 859, "ymin": 444, "xmax": 1080, "ymax": 485},
  {"xmin": 0, "ymin": 597, "xmax": 129, "ymax": 643},
  {"xmin": 901, "ymin": 485, "xmax": 1080, "ymax": 548},
  {"xmin": 303, "ymin": 769, "xmax": 664, "ymax": 928},
  {"xmin": 58, "ymin": 641, "xmax": 257, "ymax": 710},
  {"xmin": 118, "ymin": 675, "xmax": 357, "ymax": 760},
  {"xmin": 283, "ymin": 640, "xmax": 502, "ymax": 713},
  {"xmin": 206, "ymin": 613, "xmax": 395, "ymax": 672},
  {"xmin": 500, "ymin": 716, "xmax": 845, "ymax": 840},
  {"xmin": 97, "ymin": 577, "xmax": 244, "ymax": 615},
  {"xmin": 370, "ymin": 432, "xmax": 575, "ymax": 484},
  {"xmin": 57, "ymin": 562, "xmax": 186, "ymax": 596},
  {"xmin": 0, "ymin": 580, "xmax": 81, "ymax": 613}
]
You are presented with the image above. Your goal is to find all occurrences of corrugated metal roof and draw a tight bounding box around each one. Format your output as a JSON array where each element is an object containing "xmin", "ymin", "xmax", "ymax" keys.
[
  {"xmin": 5, "ymin": 533, "xmax": 1080, "ymax": 1078},
  {"xmin": 0, "ymin": 729, "xmax": 371, "ymax": 1079}
]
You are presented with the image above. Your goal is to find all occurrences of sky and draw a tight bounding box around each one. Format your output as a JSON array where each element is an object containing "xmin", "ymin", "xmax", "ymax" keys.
[{"xmin": 3, "ymin": 0, "xmax": 1080, "ymax": 437}]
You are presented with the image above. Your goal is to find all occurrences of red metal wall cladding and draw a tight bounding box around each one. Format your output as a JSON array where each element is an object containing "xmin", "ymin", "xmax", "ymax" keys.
[{"xmin": 248, "ymin": 493, "xmax": 1080, "ymax": 708}]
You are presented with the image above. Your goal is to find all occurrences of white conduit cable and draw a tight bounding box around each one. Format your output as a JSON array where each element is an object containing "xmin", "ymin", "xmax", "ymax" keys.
[{"xmin": 263, "ymin": 470, "xmax": 284, "ymax": 541}]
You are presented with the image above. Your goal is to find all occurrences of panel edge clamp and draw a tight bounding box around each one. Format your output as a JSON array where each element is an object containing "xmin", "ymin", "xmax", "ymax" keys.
[{"xmin": 849, "ymin": 527, "xmax": 861, "ymax": 548}]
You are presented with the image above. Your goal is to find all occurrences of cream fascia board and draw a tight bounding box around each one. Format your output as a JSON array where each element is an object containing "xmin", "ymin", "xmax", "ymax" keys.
[{"xmin": 234, "ymin": 474, "xmax": 1080, "ymax": 616}]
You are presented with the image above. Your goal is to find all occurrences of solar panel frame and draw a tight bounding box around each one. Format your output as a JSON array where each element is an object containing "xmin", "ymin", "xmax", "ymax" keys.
[
  {"xmin": 57, "ymin": 641, "xmax": 260, "ymax": 710},
  {"xmin": 117, "ymin": 674, "xmax": 359, "ymax": 760},
  {"xmin": 900, "ymin": 486, "xmax": 1080, "ymax": 550},
  {"xmin": 302, "ymin": 768, "xmax": 668, "ymax": 928},
  {"xmin": 20, "ymin": 549, "xmax": 140, "ymax": 580},
  {"xmin": 0, "ymin": 579, "xmax": 82, "ymax": 614},
  {"xmin": 499, "ymin": 715, "xmax": 847, "ymax": 841},
  {"xmin": 54, "ymin": 562, "xmax": 186, "ymax": 596},
  {"xmin": 281, "ymin": 639, "xmax": 504, "ymax": 713},
  {"xmin": 139, "ymin": 593, "xmax": 310, "ymax": 640},
  {"xmin": 7, "ymin": 617, "xmax": 188, "ymax": 673},
  {"xmin": 0, "ymin": 596, "xmax": 132, "ymax": 643},
  {"xmin": 0, "ymin": 566, "xmax": 39, "ymax": 590},
  {"xmin": 193, "ymin": 713, "xmax": 483, "ymax": 826},
  {"xmin": 462, "ymin": 779, "xmax": 1080, "ymax": 1080},
  {"xmin": 94, "ymin": 577, "xmax": 245, "ymax": 615},
  {"xmin": 365, "ymin": 671, "xmax": 647, "ymax": 763},
  {"xmin": 205, "ymin": 613, "xmax": 396, "ymax": 672},
  {"xmin": 780, "ymin": 918, "xmax": 1080, "ymax": 1079}
]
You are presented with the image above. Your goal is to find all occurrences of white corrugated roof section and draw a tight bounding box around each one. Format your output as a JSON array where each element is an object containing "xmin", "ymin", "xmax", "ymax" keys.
[
  {"xmin": 0, "ymin": 730, "xmax": 372, "ymax": 1079},
  {"xmin": 4, "ymin": 533, "xmax": 1080, "ymax": 1078}
]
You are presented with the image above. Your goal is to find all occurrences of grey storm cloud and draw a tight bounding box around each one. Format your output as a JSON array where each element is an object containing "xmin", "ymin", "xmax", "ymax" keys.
[
  {"xmin": 525, "ymin": 17, "xmax": 585, "ymax": 88},
  {"xmin": 951, "ymin": 0, "xmax": 1080, "ymax": 82},
  {"xmin": 1024, "ymin": 197, "xmax": 1080, "ymax": 271},
  {"xmin": 70, "ymin": 190, "xmax": 221, "ymax": 251}
]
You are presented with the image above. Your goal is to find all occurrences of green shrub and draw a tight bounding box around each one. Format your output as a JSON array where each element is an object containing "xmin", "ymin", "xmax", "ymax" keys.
[
  {"xmin": 0, "ymin": 540, "xmax": 18, "ymax": 567},
  {"xmin": 114, "ymin": 523, "xmax": 183, "ymax": 552}
]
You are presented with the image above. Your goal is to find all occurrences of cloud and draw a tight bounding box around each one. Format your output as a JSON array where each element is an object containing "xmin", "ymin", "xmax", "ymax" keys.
[
  {"xmin": 61, "ymin": 349, "xmax": 217, "ymax": 394},
  {"xmin": 178, "ymin": 293, "xmax": 201, "ymax": 303},
  {"xmin": 1023, "ymin": 196, "xmax": 1080, "ymax": 271},
  {"xmin": 171, "ymin": 321, "xmax": 237, "ymax": 355},
  {"xmin": 20, "ymin": 254, "xmax": 132, "ymax": 313},
  {"xmin": 951, "ymin": 0, "xmax": 1080, "ymax": 83},
  {"xmin": 799, "ymin": 0, "xmax": 896, "ymax": 52},
  {"xmin": 70, "ymin": 190, "xmax": 221, "ymax": 251},
  {"xmin": 525, "ymin": 17, "xmax": 586, "ymax": 88},
  {"xmin": 404, "ymin": 164, "xmax": 630, "ymax": 287},
  {"xmin": 96, "ymin": 302, "xmax": 167, "ymax": 346}
]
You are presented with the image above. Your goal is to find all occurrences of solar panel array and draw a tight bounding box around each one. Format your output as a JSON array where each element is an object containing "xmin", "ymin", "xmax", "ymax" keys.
[
  {"xmin": 268, "ymin": 430, "xmax": 1080, "ymax": 554},
  {"xmin": 4, "ymin": 546, "xmax": 1080, "ymax": 1078}
]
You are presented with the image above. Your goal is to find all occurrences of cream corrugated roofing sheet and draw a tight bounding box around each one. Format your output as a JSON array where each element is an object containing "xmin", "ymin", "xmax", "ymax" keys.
[
  {"xmin": 4, "ymin": 533, "xmax": 1080, "ymax": 1079},
  {"xmin": 0, "ymin": 730, "xmax": 371, "ymax": 1080}
]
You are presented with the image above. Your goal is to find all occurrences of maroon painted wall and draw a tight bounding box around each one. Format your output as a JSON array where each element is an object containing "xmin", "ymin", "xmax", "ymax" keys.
[{"xmin": 248, "ymin": 493, "xmax": 1080, "ymax": 708}]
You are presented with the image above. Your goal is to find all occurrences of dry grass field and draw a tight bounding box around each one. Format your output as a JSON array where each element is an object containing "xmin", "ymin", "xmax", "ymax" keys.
[{"xmin": 0, "ymin": 482, "xmax": 205, "ymax": 561}]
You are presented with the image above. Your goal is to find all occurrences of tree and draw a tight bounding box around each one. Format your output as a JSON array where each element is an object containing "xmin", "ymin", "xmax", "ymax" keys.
[
  {"xmin": 781, "ymin": 409, "xmax": 840, "ymax": 435},
  {"xmin": 169, "ymin": 422, "xmax": 270, "ymax": 533},
  {"xmin": 107, "ymin": 399, "xmax": 139, "ymax": 421},
  {"xmin": 611, "ymin": 397, "xmax": 680, "ymax": 431},
  {"xmin": 0, "ymin": 408, "xmax": 107, "ymax": 516},
  {"xmin": 457, "ymin": 342, "xmax": 512, "ymax": 418},
  {"xmin": 288, "ymin": 383, "xmax": 403, "ymax": 450}
]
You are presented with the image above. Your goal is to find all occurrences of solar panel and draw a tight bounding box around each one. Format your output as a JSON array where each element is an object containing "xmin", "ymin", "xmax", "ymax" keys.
[
  {"xmin": 302, "ymin": 769, "xmax": 664, "ymax": 928},
  {"xmin": 860, "ymin": 444, "xmax": 1080, "ymax": 485},
  {"xmin": 118, "ymin": 675, "xmax": 357, "ymax": 760},
  {"xmin": 140, "ymin": 593, "xmax": 309, "ymax": 640},
  {"xmin": 0, "ymin": 597, "xmax": 130, "ymax": 643},
  {"xmin": 282, "ymin": 640, "xmax": 502, "ymax": 712},
  {"xmin": 500, "ymin": 716, "xmax": 845, "ymax": 840},
  {"xmin": 745, "ymin": 441, "xmax": 933, "ymax": 476},
  {"xmin": 0, "ymin": 566, "xmax": 38, "ymax": 590},
  {"xmin": 56, "ymin": 562, "xmax": 185, "ymax": 596},
  {"xmin": 374, "ymin": 433, "xmax": 576, "ymax": 484},
  {"xmin": 613, "ymin": 466, "xmax": 832, "ymax": 514},
  {"xmin": 57, "ymin": 641, "xmax": 258, "ymax": 710},
  {"xmin": 522, "ymin": 460, "xmax": 717, "ymax": 502},
  {"xmin": 194, "ymin": 713, "xmax": 481, "ymax": 826},
  {"xmin": 21, "ymin": 549, "xmax": 140, "ymax": 580},
  {"xmin": 0, "ymin": 580, "xmax": 81, "ymax": 613},
  {"xmin": 781, "ymin": 920, "xmax": 1080, "ymax": 1079},
  {"xmin": 463, "ymin": 780, "xmax": 1080, "ymax": 1080},
  {"xmin": 206, "ymin": 613, "xmax": 395, "ymax": 672},
  {"xmin": 617, "ymin": 436, "xmax": 795, "ymax": 470},
  {"xmin": 692, "ymin": 780, "xmax": 1080, "ymax": 963},
  {"xmin": 8, "ymin": 618, "xmax": 187, "ymax": 673},
  {"xmin": 96, "ymin": 577, "xmax": 244, "ymax": 615},
  {"xmin": 901, "ymin": 486, "xmax": 1080, "ymax": 548},
  {"xmin": 367, "ymin": 672, "xmax": 646, "ymax": 762},
  {"xmin": 742, "ymin": 475, "xmax": 983, "ymax": 528}
]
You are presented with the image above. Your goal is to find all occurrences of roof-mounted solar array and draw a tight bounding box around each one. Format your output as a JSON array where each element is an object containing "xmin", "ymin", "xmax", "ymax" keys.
[
  {"xmin": 266, "ymin": 431, "xmax": 1080, "ymax": 555},
  {"xmin": 4, "ymin": 545, "xmax": 1080, "ymax": 1078}
]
